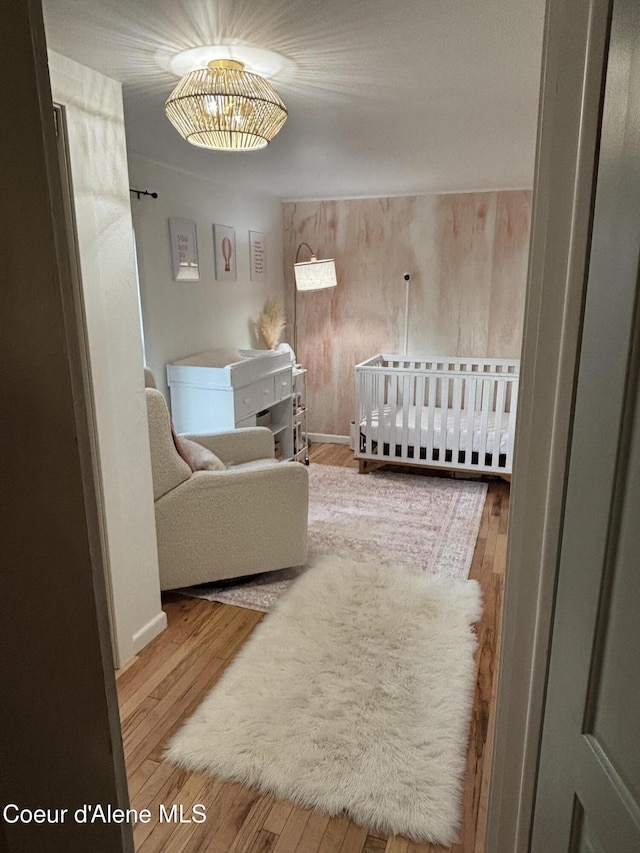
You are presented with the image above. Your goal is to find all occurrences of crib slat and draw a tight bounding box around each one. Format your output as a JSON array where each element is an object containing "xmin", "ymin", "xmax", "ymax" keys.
[
  {"xmin": 426, "ymin": 374, "xmax": 437, "ymax": 463},
  {"xmin": 365, "ymin": 370, "xmax": 374, "ymax": 456},
  {"xmin": 360, "ymin": 369, "xmax": 367, "ymax": 453},
  {"xmin": 355, "ymin": 367, "xmax": 363, "ymax": 453},
  {"xmin": 466, "ymin": 377, "xmax": 477, "ymax": 465},
  {"xmin": 440, "ymin": 376, "xmax": 450, "ymax": 464},
  {"xmin": 452, "ymin": 376, "xmax": 463, "ymax": 464},
  {"xmin": 507, "ymin": 377, "xmax": 519, "ymax": 471},
  {"xmin": 478, "ymin": 378, "xmax": 491, "ymax": 465},
  {"xmin": 414, "ymin": 369, "xmax": 425, "ymax": 462},
  {"xmin": 376, "ymin": 370, "xmax": 386, "ymax": 458},
  {"xmin": 388, "ymin": 372, "xmax": 399, "ymax": 459},
  {"xmin": 400, "ymin": 372, "xmax": 411, "ymax": 460},
  {"xmin": 494, "ymin": 379, "xmax": 507, "ymax": 470}
]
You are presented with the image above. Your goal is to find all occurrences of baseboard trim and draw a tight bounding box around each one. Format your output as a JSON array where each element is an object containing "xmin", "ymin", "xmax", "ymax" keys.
[
  {"xmin": 132, "ymin": 610, "xmax": 167, "ymax": 655},
  {"xmin": 308, "ymin": 433, "xmax": 350, "ymax": 445}
]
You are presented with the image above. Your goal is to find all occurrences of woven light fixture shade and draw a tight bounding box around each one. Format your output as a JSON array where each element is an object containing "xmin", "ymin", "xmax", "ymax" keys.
[{"xmin": 165, "ymin": 59, "xmax": 287, "ymax": 151}]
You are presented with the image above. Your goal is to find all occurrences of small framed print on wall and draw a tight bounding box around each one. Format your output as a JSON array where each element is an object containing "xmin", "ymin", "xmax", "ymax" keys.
[
  {"xmin": 249, "ymin": 230, "xmax": 268, "ymax": 282},
  {"xmin": 169, "ymin": 217, "xmax": 200, "ymax": 281},
  {"xmin": 213, "ymin": 223, "xmax": 237, "ymax": 281}
]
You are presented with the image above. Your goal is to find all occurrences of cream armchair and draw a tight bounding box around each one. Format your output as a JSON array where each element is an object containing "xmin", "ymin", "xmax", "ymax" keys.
[{"xmin": 146, "ymin": 387, "xmax": 309, "ymax": 590}]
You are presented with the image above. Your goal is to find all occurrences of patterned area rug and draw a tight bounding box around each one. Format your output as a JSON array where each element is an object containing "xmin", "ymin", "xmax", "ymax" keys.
[
  {"xmin": 167, "ymin": 556, "xmax": 482, "ymax": 843},
  {"xmin": 182, "ymin": 464, "xmax": 487, "ymax": 612}
]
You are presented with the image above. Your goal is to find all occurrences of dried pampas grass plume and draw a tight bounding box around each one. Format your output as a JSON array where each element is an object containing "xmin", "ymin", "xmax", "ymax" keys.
[{"xmin": 256, "ymin": 298, "xmax": 286, "ymax": 350}]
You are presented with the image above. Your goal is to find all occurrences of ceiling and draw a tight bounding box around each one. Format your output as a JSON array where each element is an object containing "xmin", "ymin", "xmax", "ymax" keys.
[{"xmin": 42, "ymin": 0, "xmax": 545, "ymax": 200}]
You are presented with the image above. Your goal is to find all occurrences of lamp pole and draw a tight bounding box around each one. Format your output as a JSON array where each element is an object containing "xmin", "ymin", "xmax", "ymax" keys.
[
  {"xmin": 293, "ymin": 278, "xmax": 298, "ymax": 358},
  {"xmin": 293, "ymin": 242, "xmax": 315, "ymax": 358}
]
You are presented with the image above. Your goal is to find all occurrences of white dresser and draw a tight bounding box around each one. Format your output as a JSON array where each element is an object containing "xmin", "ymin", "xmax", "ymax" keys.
[{"xmin": 167, "ymin": 349, "xmax": 295, "ymax": 459}]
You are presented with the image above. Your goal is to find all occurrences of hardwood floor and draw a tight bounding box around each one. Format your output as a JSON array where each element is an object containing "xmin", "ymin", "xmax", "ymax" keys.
[{"xmin": 116, "ymin": 444, "xmax": 508, "ymax": 853}]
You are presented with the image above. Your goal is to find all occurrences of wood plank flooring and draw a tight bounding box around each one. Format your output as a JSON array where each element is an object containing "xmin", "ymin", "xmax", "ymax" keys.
[{"xmin": 117, "ymin": 443, "xmax": 508, "ymax": 853}]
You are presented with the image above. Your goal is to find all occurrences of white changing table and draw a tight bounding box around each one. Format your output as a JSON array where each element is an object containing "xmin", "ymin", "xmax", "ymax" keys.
[{"xmin": 167, "ymin": 349, "xmax": 295, "ymax": 460}]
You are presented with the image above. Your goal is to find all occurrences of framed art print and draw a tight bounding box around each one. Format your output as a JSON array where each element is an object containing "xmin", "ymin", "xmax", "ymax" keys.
[
  {"xmin": 213, "ymin": 223, "xmax": 237, "ymax": 281},
  {"xmin": 249, "ymin": 230, "xmax": 268, "ymax": 282},
  {"xmin": 169, "ymin": 218, "xmax": 200, "ymax": 281}
]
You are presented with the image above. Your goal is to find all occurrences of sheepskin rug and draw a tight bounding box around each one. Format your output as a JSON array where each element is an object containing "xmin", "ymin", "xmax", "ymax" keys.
[{"xmin": 165, "ymin": 555, "xmax": 482, "ymax": 844}]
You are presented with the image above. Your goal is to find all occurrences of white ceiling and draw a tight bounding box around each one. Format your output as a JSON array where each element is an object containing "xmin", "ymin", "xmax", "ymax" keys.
[{"xmin": 42, "ymin": 0, "xmax": 545, "ymax": 200}]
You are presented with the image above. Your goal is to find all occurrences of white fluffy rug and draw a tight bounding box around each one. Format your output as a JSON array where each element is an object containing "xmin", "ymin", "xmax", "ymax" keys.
[{"xmin": 166, "ymin": 555, "xmax": 482, "ymax": 844}]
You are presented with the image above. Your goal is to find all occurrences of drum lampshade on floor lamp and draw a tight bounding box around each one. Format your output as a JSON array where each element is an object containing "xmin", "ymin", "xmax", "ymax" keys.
[{"xmin": 293, "ymin": 242, "xmax": 337, "ymax": 356}]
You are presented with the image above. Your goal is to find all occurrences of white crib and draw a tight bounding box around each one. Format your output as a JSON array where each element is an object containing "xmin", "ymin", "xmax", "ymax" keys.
[{"xmin": 354, "ymin": 354, "xmax": 519, "ymax": 478}]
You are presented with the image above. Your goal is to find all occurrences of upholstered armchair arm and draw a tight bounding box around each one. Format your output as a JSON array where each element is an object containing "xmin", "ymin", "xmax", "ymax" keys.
[
  {"xmin": 154, "ymin": 463, "xmax": 309, "ymax": 590},
  {"xmin": 183, "ymin": 427, "xmax": 275, "ymax": 464},
  {"xmin": 171, "ymin": 464, "xmax": 308, "ymax": 533},
  {"xmin": 187, "ymin": 461, "xmax": 307, "ymax": 494}
]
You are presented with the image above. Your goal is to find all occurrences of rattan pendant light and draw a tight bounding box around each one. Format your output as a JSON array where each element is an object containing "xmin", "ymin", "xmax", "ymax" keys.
[{"xmin": 165, "ymin": 59, "xmax": 287, "ymax": 151}]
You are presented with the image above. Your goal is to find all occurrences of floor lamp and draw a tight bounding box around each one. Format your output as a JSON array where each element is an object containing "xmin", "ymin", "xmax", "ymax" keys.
[{"xmin": 293, "ymin": 242, "xmax": 338, "ymax": 358}]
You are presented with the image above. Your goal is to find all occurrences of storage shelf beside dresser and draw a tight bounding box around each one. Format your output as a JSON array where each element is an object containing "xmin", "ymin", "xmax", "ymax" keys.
[
  {"xmin": 292, "ymin": 367, "xmax": 309, "ymax": 465},
  {"xmin": 167, "ymin": 349, "xmax": 296, "ymax": 460}
]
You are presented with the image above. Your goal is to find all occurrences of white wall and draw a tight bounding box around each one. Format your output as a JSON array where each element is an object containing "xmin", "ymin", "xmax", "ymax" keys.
[
  {"xmin": 128, "ymin": 156, "xmax": 285, "ymax": 402},
  {"xmin": 48, "ymin": 51, "xmax": 165, "ymax": 666}
]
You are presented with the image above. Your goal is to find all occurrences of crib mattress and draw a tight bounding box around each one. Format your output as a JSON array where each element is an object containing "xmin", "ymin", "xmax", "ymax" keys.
[{"xmin": 360, "ymin": 405, "xmax": 510, "ymax": 455}]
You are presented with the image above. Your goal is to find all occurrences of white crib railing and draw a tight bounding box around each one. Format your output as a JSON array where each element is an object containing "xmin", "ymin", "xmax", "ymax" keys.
[{"xmin": 355, "ymin": 354, "xmax": 519, "ymax": 477}]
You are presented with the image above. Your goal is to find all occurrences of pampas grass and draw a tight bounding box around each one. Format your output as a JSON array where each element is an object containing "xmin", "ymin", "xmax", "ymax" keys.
[{"xmin": 256, "ymin": 298, "xmax": 285, "ymax": 350}]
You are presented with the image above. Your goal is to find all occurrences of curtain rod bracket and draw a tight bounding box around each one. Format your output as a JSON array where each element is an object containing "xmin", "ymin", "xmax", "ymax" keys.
[{"xmin": 129, "ymin": 188, "xmax": 158, "ymax": 200}]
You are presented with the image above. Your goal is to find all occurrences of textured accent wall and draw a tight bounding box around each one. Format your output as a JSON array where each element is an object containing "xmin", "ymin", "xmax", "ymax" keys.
[{"xmin": 283, "ymin": 191, "xmax": 531, "ymax": 436}]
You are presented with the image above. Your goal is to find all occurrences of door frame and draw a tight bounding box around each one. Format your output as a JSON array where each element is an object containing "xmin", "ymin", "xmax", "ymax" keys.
[{"xmin": 0, "ymin": 1, "xmax": 133, "ymax": 851}]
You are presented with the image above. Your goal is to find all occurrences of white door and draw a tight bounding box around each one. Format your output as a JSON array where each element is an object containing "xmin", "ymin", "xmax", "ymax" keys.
[{"xmin": 531, "ymin": 0, "xmax": 640, "ymax": 848}]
